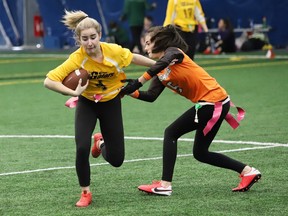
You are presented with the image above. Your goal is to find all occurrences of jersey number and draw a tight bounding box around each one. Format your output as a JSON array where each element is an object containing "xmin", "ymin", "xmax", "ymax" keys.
[
  {"xmin": 183, "ymin": 8, "xmax": 193, "ymax": 19},
  {"xmin": 95, "ymin": 80, "xmax": 107, "ymax": 90},
  {"xmin": 167, "ymin": 81, "xmax": 183, "ymax": 93}
]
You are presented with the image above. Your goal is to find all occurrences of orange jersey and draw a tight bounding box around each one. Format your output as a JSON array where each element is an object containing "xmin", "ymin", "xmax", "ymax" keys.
[{"xmin": 144, "ymin": 47, "xmax": 227, "ymax": 103}]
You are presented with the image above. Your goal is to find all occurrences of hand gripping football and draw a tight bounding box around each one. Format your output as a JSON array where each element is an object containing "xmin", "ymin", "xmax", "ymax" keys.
[{"xmin": 62, "ymin": 68, "xmax": 89, "ymax": 90}]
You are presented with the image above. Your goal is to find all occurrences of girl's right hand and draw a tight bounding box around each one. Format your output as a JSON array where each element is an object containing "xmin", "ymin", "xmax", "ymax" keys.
[{"xmin": 74, "ymin": 79, "xmax": 89, "ymax": 96}]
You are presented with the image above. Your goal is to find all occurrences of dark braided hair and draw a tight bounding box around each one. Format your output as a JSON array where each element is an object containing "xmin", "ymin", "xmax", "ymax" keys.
[{"xmin": 147, "ymin": 25, "xmax": 188, "ymax": 53}]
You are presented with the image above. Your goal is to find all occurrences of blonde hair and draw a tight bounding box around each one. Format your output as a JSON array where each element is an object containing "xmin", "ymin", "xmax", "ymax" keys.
[{"xmin": 62, "ymin": 10, "xmax": 102, "ymax": 44}]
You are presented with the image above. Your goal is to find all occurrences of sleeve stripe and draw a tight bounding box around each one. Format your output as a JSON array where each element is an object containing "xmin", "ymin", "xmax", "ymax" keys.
[
  {"xmin": 130, "ymin": 90, "xmax": 140, "ymax": 98},
  {"xmin": 143, "ymin": 72, "xmax": 152, "ymax": 80}
]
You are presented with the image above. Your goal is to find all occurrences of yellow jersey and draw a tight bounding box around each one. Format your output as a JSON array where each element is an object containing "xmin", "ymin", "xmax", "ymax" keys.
[
  {"xmin": 163, "ymin": 0, "xmax": 206, "ymax": 32},
  {"xmin": 46, "ymin": 42, "xmax": 133, "ymax": 102}
]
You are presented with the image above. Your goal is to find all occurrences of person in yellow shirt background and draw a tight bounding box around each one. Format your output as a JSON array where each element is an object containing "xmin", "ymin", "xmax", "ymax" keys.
[{"xmin": 163, "ymin": 0, "xmax": 210, "ymax": 60}]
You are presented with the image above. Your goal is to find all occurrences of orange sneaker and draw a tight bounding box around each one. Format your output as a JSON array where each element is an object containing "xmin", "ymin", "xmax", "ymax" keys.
[
  {"xmin": 91, "ymin": 133, "xmax": 103, "ymax": 158},
  {"xmin": 232, "ymin": 167, "xmax": 261, "ymax": 192},
  {"xmin": 138, "ymin": 180, "xmax": 172, "ymax": 196},
  {"xmin": 75, "ymin": 191, "xmax": 92, "ymax": 207}
]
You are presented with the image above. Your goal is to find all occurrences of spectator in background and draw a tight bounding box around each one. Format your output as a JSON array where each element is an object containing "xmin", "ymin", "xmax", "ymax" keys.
[
  {"xmin": 106, "ymin": 21, "xmax": 130, "ymax": 48},
  {"xmin": 141, "ymin": 15, "xmax": 154, "ymax": 53},
  {"xmin": 240, "ymin": 29, "xmax": 268, "ymax": 52},
  {"xmin": 163, "ymin": 0, "xmax": 209, "ymax": 60},
  {"xmin": 121, "ymin": 0, "xmax": 156, "ymax": 54},
  {"xmin": 203, "ymin": 18, "xmax": 236, "ymax": 54}
]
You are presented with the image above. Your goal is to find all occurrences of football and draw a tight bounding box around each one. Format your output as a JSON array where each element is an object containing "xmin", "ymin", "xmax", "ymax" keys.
[{"xmin": 62, "ymin": 68, "xmax": 89, "ymax": 90}]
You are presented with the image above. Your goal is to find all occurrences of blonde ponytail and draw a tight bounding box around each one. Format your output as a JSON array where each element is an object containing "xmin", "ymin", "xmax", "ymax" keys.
[{"xmin": 62, "ymin": 10, "xmax": 88, "ymax": 30}]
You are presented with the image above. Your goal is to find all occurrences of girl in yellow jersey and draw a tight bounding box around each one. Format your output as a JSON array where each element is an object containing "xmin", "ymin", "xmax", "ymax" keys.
[
  {"xmin": 44, "ymin": 10, "xmax": 155, "ymax": 207},
  {"xmin": 121, "ymin": 25, "xmax": 261, "ymax": 196}
]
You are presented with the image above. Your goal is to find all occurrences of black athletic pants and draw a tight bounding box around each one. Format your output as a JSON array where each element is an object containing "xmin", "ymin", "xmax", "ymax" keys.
[
  {"xmin": 130, "ymin": 25, "xmax": 143, "ymax": 54},
  {"xmin": 75, "ymin": 95, "xmax": 125, "ymax": 187},
  {"xmin": 176, "ymin": 30, "xmax": 197, "ymax": 60},
  {"xmin": 162, "ymin": 101, "xmax": 246, "ymax": 182}
]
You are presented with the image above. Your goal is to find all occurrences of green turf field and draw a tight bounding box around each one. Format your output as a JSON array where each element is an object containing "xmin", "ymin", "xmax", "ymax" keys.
[{"xmin": 0, "ymin": 50, "xmax": 287, "ymax": 216}]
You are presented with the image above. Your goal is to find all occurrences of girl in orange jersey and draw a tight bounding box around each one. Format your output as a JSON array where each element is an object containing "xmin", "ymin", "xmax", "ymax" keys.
[
  {"xmin": 44, "ymin": 10, "xmax": 155, "ymax": 207},
  {"xmin": 121, "ymin": 25, "xmax": 261, "ymax": 196}
]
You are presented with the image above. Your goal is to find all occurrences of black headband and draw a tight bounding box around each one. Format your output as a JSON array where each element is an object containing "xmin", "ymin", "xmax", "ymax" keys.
[{"xmin": 77, "ymin": 15, "xmax": 88, "ymax": 24}]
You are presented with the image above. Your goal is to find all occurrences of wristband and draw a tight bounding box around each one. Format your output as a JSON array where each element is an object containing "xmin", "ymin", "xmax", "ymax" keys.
[
  {"xmin": 130, "ymin": 90, "xmax": 140, "ymax": 98},
  {"xmin": 143, "ymin": 72, "xmax": 152, "ymax": 81}
]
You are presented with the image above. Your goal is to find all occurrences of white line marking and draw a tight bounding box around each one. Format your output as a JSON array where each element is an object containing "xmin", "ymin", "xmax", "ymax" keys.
[
  {"xmin": 0, "ymin": 54, "xmax": 68, "ymax": 58},
  {"xmin": 0, "ymin": 135, "xmax": 74, "ymax": 138},
  {"xmin": 0, "ymin": 144, "xmax": 281, "ymax": 177},
  {"xmin": 0, "ymin": 135, "xmax": 287, "ymax": 147},
  {"xmin": 196, "ymin": 54, "xmax": 288, "ymax": 59}
]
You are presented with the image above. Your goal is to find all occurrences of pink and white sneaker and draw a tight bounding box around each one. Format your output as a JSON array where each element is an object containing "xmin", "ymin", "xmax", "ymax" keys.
[
  {"xmin": 232, "ymin": 167, "xmax": 261, "ymax": 192},
  {"xmin": 138, "ymin": 180, "xmax": 172, "ymax": 196}
]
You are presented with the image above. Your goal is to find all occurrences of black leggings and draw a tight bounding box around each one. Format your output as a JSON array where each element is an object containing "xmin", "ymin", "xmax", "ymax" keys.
[
  {"xmin": 176, "ymin": 30, "xmax": 197, "ymax": 60},
  {"xmin": 130, "ymin": 25, "xmax": 143, "ymax": 54},
  {"xmin": 162, "ymin": 102, "xmax": 246, "ymax": 182},
  {"xmin": 75, "ymin": 95, "xmax": 125, "ymax": 187}
]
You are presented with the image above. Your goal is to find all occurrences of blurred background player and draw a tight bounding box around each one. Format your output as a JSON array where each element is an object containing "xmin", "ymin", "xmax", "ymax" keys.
[
  {"xmin": 163, "ymin": 0, "xmax": 210, "ymax": 60},
  {"xmin": 106, "ymin": 21, "xmax": 130, "ymax": 48},
  {"xmin": 121, "ymin": 0, "xmax": 156, "ymax": 54},
  {"xmin": 203, "ymin": 18, "xmax": 236, "ymax": 54}
]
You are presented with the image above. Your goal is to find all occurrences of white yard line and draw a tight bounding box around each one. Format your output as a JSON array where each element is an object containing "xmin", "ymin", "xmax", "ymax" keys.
[
  {"xmin": 0, "ymin": 135, "xmax": 285, "ymax": 176},
  {"xmin": 1, "ymin": 134, "xmax": 287, "ymax": 147}
]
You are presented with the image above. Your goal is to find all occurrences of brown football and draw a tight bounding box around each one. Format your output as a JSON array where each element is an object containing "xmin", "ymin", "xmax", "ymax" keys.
[{"xmin": 62, "ymin": 68, "xmax": 89, "ymax": 90}]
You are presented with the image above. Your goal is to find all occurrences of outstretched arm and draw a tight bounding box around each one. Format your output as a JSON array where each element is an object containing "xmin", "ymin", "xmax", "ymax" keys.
[
  {"xmin": 121, "ymin": 47, "xmax": 184, "ymax": 95},
  {"xmin": 130, "ymin": 76, "xmax": 165, "ymax": 102},
  {"xmin": 131, "ymin": 53, "xmax": 156, "ymax": 67}
]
